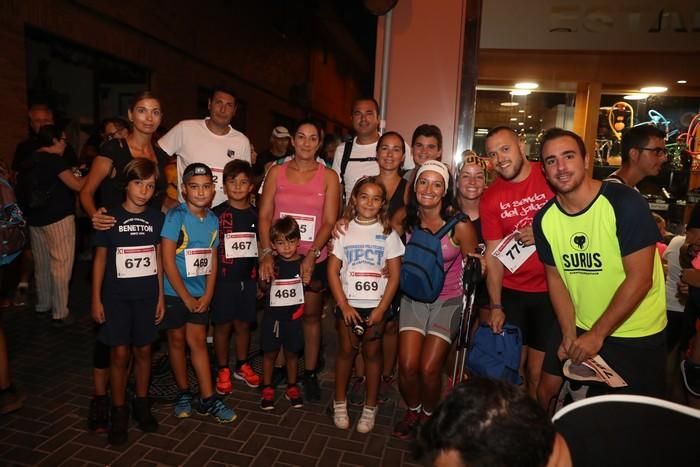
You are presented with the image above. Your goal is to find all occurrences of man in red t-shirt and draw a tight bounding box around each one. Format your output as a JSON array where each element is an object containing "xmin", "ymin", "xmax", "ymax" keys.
[{"xmin": 480, "ymin": 126, "xmax": 555, "ymax": 397}]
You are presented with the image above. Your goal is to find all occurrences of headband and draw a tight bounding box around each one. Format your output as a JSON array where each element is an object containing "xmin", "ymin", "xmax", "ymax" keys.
[{"xmin": 414, "ymin": 160, "xmax": 450, "ymax": 195}]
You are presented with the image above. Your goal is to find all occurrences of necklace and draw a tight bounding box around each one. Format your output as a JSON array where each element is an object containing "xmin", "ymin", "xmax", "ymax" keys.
[{"xmin": 354, "ymin": 217, "xmax": 378, "ymax": 225}]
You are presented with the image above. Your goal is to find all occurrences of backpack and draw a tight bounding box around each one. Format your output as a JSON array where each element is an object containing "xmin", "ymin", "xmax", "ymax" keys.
[
  {"xmin": 466, "ymin": 323, "xmax": 523, "ymax": 385},
  {"xmin": 0, "ymin": 178, "xmax": 27, "ymax": 265},
  {"xmin": 400, "ymin": 212, "xmax": 467, "ymax": 302}
]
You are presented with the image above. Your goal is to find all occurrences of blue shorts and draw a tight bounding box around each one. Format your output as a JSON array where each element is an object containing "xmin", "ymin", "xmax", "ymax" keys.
[
  {"xmin": 210, "ymin": 280, "xmax": 257, "ymax": 324},
  {"xmin": 159, "ymin": 295, "xmax": 209, "ymax": 330},
  {"xmin": 98, "ymin": 296, "xmax": 158, "ymax": 347}
]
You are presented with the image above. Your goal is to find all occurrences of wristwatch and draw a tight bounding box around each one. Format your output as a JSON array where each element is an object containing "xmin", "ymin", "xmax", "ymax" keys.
[{"xmin": 310, "ymin": 247, "xmax": 321, "ymax": 258}]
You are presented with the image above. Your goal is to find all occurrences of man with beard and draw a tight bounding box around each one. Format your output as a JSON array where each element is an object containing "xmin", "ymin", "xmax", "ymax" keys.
[
  {"xmin": 533, "ymin": 128, "xmax": 666, "ymax": 402},
  {"xmin": 480, "ymin": 126, "xmax": 554, "ymax": 398},
  {"xmin": 605, "ymin": 125, "xmax": 667, "ymax": 188}
]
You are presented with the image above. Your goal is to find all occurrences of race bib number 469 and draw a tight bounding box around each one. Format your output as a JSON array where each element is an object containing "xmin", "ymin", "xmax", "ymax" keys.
[
  {"xmin": 224, "ymin": 232, "xmax": 258, "ymax": 259},
  {"xmin": 116, "ymin": 245, "xmax": 157, "ymax": 278},
  {"xmin": 185, "ymin": 248, "xmax": 213, "ymax": 277}
]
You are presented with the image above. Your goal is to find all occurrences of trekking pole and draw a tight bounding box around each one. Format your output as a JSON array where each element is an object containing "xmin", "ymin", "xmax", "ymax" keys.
[{"xmin": 451, "ymin": 256, "xmax": 481, "ymax": 385}]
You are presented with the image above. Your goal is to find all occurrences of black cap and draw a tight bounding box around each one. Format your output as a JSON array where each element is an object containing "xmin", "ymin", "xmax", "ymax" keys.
[{"xmin": 182, "ymin": 162, "xmax": 213, "ymax": 182}]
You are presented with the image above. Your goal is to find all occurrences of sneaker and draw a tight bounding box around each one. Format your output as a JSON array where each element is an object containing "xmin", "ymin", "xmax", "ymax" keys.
[
  {"xmin": 285, "ymin": 385, "xmax": 303, "ymax": 408},
  {"xmin": 347, "ymin": 376, "xmax": 365, "ymax": 406},
  {"xmin": 174, "ymin": 391, "xmax": 193, "ymax": 418},
  {"xmin": 681, "ymin": 360, "xmax": 700, "ymax": 397},
  {"xmin": 271, "ymin": 367, "xmax": 287, "ymax": 389},
  {"xmin": 302, "ymin": 372, "xmax": 322, "ymax": 402},
  {"xmin": 88, "ymin": 395, "xmax": 109, "ymax": 432},
  {"xmin": 377, "ymin": 375, "xmax": 394, "ymax": 404},
  {"xmin": 357, "ymin": 405, "xmax": 377, "ymax": 433},
  {"xmin": 0, "ymin": 386, "xmax": 26, "ymax": 416},
  {"xmin": 198, "ymin": 397, "xmax": 237, "ymax": 424},
  {"xmin": 393, "ymin": 408, "xmax": 421, "ymax": 440},
  {"xmin": 333, "ymin": 400, "xmax": 350, "ymax": 429},
  {"xmin": 260, "ymin": 386, "xmax": 275, "ymax": 411},
  {"xmin": 132, "ymin": 397, "xmax": 158, "ymax": 432},
  {"xmin": 108, "ymin": 405, "xmax": 129, "ymax": 445},
  {"xmin": 216, "ymin": 368, "xmax": 233, "ymax": 395},
  {"xmin": 234, "ymin": 363, "xmax": 261, "ymax": 388}
]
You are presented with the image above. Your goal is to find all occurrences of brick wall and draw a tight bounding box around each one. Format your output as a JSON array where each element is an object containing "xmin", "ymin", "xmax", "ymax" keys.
[{"xmin": 0, "ymin": 0, "xmax": 370, "ymax": 164}]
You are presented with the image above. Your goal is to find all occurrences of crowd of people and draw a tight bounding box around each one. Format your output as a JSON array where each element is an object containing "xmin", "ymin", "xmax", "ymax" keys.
[{"xmin": 1, "ymin": 87, "xmax": 699, "ymax": 465}]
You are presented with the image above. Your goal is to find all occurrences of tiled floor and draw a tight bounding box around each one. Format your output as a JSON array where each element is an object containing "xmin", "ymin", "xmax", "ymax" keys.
[{"xmin": 0, "ymin": 261, "xmax": 423, "ymax": 466}]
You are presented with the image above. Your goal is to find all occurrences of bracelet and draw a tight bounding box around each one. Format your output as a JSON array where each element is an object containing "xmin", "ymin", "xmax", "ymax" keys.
[
  {"xmin": 259, "ymin": 248, "xmax": 273, "ymax": 259},
  {"xmin": 490, "ymin": 304, "xmax": 503, "ymax": 310}
]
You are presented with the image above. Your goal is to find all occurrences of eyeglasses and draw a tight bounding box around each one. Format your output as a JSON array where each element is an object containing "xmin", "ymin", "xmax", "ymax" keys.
[{"xmin": 637, "ymin": 147, "xmax": 667, "ymax": 156}]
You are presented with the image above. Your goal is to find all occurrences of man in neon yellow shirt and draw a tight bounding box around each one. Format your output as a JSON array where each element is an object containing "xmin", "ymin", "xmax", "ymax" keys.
[{"xmin": 533, "ymin": 128, "xmax": 666, "ymax": 408}]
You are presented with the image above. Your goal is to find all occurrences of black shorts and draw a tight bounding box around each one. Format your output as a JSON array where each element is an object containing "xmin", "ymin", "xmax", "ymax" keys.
[
  {"xmin": 159, "ymin": 295, "xmax": 209, "ymax": 330},
  {"xmin": 501, "ymin": 287, "xmax": 556, "ymax": 351},
  {"xmin": 543, "ymin": 325, "xmax": 666, "ymax": 398},
  {"xmin": 261, "ymin": 310, "xmax": 304, "ymax": 353},
  {"xmin": 210, "ymin": 280, "xmax": 257, "ymax": 324},
  {"xmin": 307, "ymin": 258, "xmax": 328, "ymax": 292},
  {"xmin": 98, "ymin": 296, "xmax": 158, "ymax": 347},
  {"xmin": 384, "ymin": 293, "xmax": 401, "ymax": 322},
  {"xmin": 334, "ymin": 306, "xmax": 384, "ymax": 340}
]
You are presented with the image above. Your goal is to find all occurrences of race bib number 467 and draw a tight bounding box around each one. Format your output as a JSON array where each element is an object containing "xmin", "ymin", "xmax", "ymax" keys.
[
  {"xmin": 116, "ymin": 245, "xmax": 157, "ymax": 278},
  {"xmin": 185, "ymin": 248, "xmax": 213, "ymax": 277},
  {"xmin": 224, "ymin": 232, "xmax": 258, "ymax": 259}
]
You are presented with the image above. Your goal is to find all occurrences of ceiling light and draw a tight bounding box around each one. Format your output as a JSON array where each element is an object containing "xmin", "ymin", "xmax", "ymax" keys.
[
  {"xmin": 500, "ymin": 102, "xmax": 519, "ymax": 107},
  {"xmin": 624, "ymin": 93, "xmax": 649, "ymax": 100},
  {"xmin": 527, "ymin": 115, "xmax": 533, "ymax": 119},
  {"xmin": 640, "ymin": 86, "xmax": 667, "ymax": 93},
  {"xmin": 514, "ymin": 82, "xmax": 539, "ymax": 90},
  {"xmin": 518, "ymin": 109, "xmax": 525, "ymax": 113},
  {"xmin": 475, "ymin": 128, "xmax": 488, "ymax": 134},
  {"xmin": 510, "ymin": 90, "xmax": 531, "ymax": 96},
  {"xmin": 510, "ymin": 117, "xmax": 518, "ymax": 121},
  {"xmin": 518, "ymin": 122, "xmax": 524, "ymax": 126},
  {"xmin": 677, "ymin": 80, "xmax": 687, "ymax": 84}
]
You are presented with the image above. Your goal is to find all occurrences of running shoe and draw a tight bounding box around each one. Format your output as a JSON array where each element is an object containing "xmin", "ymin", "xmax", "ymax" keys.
[
  {"xmin": 88, "ymin": 394, "xmax": 109, "ymax": 432},
  {"xmin": 234, "ymin": 363, "xmax": 261, "ymax": 388},
  {"xmin": 285, "ymin": 384, "xmax": 303, "ymax": 408},
  {"xmin": 357, "ymin": 405, "xmax": 377, "ymax": 433},
  {"xmin": 260, "ymin": 386, "xmax": 275, "ymax": 411},
  {"xmin": 198, "ymin": 397, "xmax": 237, "ymax": 423},
  {"xmin": 393, "ymin": 408, "xmax": 421, "ymax": 440},
  {"xmin": 174, "ymin": 391, "xmax": 193, "ymax": 418},
  {"xmin": 216, "ymin": 368, "xmax": 233, "ymax": 395},
  {"xmin": 333, "ymin": 400, "xmax": 350, "ymax": 429},
  {"xmin": 347, "ymin": 376, "xmax": 365, "ymax": 406}
]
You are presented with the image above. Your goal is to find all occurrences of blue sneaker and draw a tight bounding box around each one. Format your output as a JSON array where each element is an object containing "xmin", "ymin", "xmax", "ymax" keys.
[
  {"xmin": 198, "ymin": 397, "xmax": 237, "ymax": 424},
  {"xmin": 174, "ymin": 391, "xmax": 193, "ymax": 418}
]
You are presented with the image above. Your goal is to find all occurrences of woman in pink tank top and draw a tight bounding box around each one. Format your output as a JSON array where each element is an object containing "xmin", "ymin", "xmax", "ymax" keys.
[
  {"xmin": 392, "ymin": 160, "xmax": 480, "ymax": 439},
  {"xmin": 258, "ymin": 120, "xmax": 340, "ymax": 400}
]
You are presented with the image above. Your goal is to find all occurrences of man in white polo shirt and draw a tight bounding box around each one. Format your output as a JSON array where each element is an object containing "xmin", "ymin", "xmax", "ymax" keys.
[{"xmin": 159, "ymin": 87, "xmax": 251, "ymax": 207}]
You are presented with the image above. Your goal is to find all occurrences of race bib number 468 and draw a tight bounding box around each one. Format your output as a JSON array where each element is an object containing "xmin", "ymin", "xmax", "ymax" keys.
[
  {"xmin": 185, "ymin": 248, "xmax": 213, "ymax": 277},
  {"xmin": 269, "ymin": 277, "xmax": 305, "ymax": 307},
  {"xmin": 116, "ymin": 245, "xmax": 157, "ymax": 278}
]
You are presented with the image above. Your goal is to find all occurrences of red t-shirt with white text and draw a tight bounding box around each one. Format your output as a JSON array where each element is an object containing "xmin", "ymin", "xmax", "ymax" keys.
[{"xmin": 480, "ymin": 162, "xmax": 553, "ymax": 292}]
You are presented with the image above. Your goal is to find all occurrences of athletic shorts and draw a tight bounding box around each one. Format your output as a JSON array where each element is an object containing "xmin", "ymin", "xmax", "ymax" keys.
[
  {"xmin": 334, "ymin": 307, "xmax": 384, "ymax": 341},
  {"xmin": 501, "ymin": 287, "xmax": 556, "ymax": 351},
  {"xmin": 159, "ymin": 295, "xmax": 209, "ymax": 330},
  {"xmin": 542, "ymin": 325, "xmax": 667, "ymax": 398},
  {"xmin": 308, "ymin": 259, "xmax": 328, "ymax": 291},
  {"xmin": 98, "ymin": 296, "xmax": 158, "ymax": 347},
  {"xmin": 261, "ymin": 311, "xmax": 303, "ymax": 353},
  {"xmin": 210, "ymin": 280, "xmax": 257, "ymax": 324},
  {"xmin": 399, "ymin": 295, "xmax": 462, "ymax": 344}
]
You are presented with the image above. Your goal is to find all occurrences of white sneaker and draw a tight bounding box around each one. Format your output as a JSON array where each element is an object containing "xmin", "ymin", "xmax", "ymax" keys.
[
  {"xmin": 333, "ymin": 400, "xmax": 350, "ymax": 429},
  {"xmin": 356, "ymin": 405, "xmax": 377, "ymax": 433}
]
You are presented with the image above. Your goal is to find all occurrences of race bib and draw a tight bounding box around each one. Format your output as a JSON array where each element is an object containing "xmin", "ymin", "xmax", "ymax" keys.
[
  {"xmin": 492, "ymin": 231, "xmax": 536, "ymax": 273},
  {"xmin": 280, "ymin": 212, "xmax": 315, "ymax": 242},
  {"xmin": 347, "ymin": 271, "xmax": 383, "ymax": 300},
  {"xmin": 224, "ymin": 232, "xmax": 258, "ymax": 259},
  {"xmin": 116, "ymin": 245, "xmax": 157, "ymax": 279},
  {"xmin": 269, "ymin": 277, "xmax": 305, "ymax": 307},
  {"xmin": 185, "ymin": 248, "xmax": 213, "ymax": 277},
  {"xmin": 211, "ymin": 167, "xmax": 224, "ymax": 196}
]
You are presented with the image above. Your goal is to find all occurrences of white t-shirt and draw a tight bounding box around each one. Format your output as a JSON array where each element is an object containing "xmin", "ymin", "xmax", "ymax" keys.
[
  {"xmin": 158, "ymin": 118, "xmax": 251, "ymax": 206},
  {"xmin": 331, "ymin": 220, "xmax": 405, "ymax": 308},
  {"xmin": 663, "ymin": 235, "xmax": 684, "ymax": 313},
  {"xmin": 332, "ymin": 137, "xmax": 414, "ymax": 201}
]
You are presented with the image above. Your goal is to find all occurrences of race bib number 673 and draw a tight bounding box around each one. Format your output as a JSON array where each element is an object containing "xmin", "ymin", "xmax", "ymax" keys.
[{"xmin": 116, "ymin": 245, "xmax": 157, "ymax": 278}]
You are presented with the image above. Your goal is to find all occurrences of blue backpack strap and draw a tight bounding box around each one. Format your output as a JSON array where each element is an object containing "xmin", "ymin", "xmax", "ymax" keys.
[{"xmin": 435, "ymin": 212, "xmax": 468, "ymax": 239}]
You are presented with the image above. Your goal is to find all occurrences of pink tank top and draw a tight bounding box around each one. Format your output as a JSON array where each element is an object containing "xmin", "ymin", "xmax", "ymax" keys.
[
  {"xmin": 273, "ymin": 161, "xmax": 327, "ymax": 262},
  {"xmin": 439, "ymin": 232, "xmax": 463, "ymax": 300}
]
